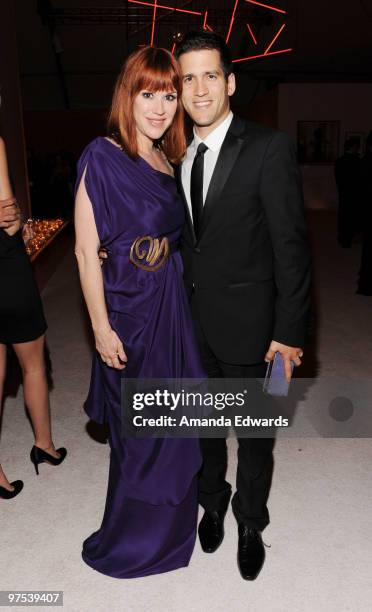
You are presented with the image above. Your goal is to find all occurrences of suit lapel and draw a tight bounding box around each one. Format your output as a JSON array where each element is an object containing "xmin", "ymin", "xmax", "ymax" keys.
[
  {"xmin": 200, "ymin": 116, "xmax": 245, "ymax": 237},
  {"xmin": 175, "ymin": 164, "xmax": 196, "ymax": 243}
]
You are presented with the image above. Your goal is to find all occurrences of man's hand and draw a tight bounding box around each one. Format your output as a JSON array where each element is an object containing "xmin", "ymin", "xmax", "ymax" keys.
[
  {"xmin": 98, "ymin": 247, "xmax": 108, "ymax": 266},
  {"xmin": 264, "ymin": 340, "xmax": 303, "ymax": 382},
  {"xmin": 0, "ymin": 197, "xmax": 20, "ymax": 228}
]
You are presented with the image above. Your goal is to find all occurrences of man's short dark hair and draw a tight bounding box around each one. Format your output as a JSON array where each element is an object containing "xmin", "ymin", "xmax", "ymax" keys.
[{"xmin": 174, "ymin": 30, "xmax": 233, "ymax": 79}]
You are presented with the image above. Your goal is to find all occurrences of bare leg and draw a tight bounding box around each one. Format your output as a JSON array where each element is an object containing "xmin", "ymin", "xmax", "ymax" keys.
[
  {"xmin": 0, "ymin": 343, "xmax": 15, "ymax": 490},
  {"xmin": 12, "ymin": 335, "xmax": 60, "ymax": 459}
]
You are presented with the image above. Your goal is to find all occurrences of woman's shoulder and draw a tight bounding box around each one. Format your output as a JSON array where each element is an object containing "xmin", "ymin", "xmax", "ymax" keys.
[
  {"xmin": 78, "ymin": 136, "xmax": 108, "ymax": 161},
  {"xmin": 77, "ymin": 137, "xmax": 117, "ymax": 177},
  {"xmin": 78, "ymin": 136, "xmax": 131, "ymax": 168}
]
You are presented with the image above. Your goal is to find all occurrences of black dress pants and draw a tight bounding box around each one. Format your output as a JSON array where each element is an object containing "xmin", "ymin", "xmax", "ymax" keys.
[{"xmin": 191, "ymin": 299, "xmax": 275, "ymax": 531}]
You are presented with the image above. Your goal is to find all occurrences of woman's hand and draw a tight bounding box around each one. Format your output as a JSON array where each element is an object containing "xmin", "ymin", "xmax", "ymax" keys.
[
  {"xmin": 94, "ymin": 325, "xmax": 128, "ymax": 370},
  {"xmin": 22, "ymin": 221, "xmax": 34, "ymax": 243},
  {"xmin": 0, "ymin": 197, "xmax": 21, "ymax": 232},
  {"xmin": 5, "ymin": 216, "xmax": 22, "ymax": 236}
]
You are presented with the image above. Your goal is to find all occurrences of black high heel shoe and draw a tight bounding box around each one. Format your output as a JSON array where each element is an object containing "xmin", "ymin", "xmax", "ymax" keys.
[
  {"xmin": 0, "ymin": 480, "xmax": 24, "ymax": 499},
  {"xmin": 30, "ymin": 446, "xmax": 67, "ymax": 475}
]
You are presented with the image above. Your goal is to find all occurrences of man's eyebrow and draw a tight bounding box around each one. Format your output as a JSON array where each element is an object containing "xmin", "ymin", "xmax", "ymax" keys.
[{"xmin": 182, "ymin": 70, "xmax": 220, "ymax": 78}]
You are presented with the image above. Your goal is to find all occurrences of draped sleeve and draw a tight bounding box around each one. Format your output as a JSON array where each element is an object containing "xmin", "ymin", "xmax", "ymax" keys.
[{"xmin": 75, "ymin": 138, "xmax": 112, "ymax": 246}]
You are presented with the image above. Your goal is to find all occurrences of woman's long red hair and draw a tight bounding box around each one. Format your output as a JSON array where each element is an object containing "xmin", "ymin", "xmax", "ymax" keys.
[{"xmin": 108, "ymin": 47, "xmax": 186, "ymax": 164}]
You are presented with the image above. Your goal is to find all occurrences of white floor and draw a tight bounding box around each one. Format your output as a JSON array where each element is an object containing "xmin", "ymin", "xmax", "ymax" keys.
[{"xmin": 1, "ymin": 213, "xmax": 371, "ymax": 612}]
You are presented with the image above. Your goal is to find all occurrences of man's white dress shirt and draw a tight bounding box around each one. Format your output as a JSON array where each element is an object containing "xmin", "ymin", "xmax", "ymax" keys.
[{"xmin": 181, "ymin": 111, "xmax": 234, "ymax": 220}]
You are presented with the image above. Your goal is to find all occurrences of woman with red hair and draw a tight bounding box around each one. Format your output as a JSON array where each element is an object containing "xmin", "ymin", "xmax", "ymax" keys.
[{"xmin": 75, "ymin": 47, "xmax": 205, "ymax": 578}]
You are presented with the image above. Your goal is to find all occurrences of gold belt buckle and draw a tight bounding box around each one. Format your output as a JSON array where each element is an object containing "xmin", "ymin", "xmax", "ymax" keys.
[{"xmin": 129, "ymin": 235, "xmax": 170, "ymax": 271}]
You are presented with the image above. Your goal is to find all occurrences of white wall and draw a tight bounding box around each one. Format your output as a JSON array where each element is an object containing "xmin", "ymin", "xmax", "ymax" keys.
[{"xmin": 278, "ymin": 83, "xmax": 372, "ymax": 209}]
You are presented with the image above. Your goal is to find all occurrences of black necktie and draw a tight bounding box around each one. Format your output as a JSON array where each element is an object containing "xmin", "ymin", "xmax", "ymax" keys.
[{"xmin": 190, "ymin": 142, "xmax": 208, "ymax": 240}]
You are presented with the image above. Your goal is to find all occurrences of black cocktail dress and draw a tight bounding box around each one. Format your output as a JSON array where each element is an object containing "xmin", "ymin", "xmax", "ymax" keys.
[{"xmin": 0, "ymin": 228, "xmax": 47, "ymax": 344}]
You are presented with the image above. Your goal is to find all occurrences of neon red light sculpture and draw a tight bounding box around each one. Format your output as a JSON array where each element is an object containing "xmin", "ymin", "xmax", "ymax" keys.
[
  {"xmin": 244, "ymin": 0, "xmax": 286, "ymax": 14},
  {"xmin": 130, "ymin": 0, "xmax": 292, "ymax": 64},
  {"xmin": 246, "ymin": 22, "xmax": 258, "ymax": 45}
]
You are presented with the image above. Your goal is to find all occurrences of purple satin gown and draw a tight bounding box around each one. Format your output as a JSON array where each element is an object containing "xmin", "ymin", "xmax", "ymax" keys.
[{"xmin": 76, "ymin": 137, "xmax": 204, "ymax": 578}]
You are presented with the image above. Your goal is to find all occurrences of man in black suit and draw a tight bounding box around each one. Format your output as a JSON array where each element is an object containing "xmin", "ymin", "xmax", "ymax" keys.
[{"xmin": 174, "ymin": 31, "xmax": 311, "ymax": 580}]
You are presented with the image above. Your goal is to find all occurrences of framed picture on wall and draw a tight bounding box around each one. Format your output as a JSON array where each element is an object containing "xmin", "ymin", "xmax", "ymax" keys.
[
  {"xmin": 297, "ymin": 120, "xmax": 340, "ymax": 164},
  {"xmin": 344, "ymin": 131, "xmax": 365, "ymax": 156}
]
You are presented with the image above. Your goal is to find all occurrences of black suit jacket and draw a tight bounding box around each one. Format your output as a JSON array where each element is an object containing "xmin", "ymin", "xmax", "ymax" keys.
[{"xmin": 176, "ymin": 115, "xmax": 311, "ymax": 365}]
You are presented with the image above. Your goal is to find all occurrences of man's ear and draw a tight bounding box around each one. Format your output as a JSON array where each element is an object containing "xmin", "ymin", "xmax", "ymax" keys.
[{"xmin": 227, "ymin": 72, "xmax": 236, "ymax": 97}]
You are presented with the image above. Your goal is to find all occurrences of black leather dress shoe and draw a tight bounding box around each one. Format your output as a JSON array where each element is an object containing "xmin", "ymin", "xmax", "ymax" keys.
[
  {"xmin": 237, "ymin": 525, "xmax": 265, "ymax": 580},
  {"xmin": 198, "ymin": 510, "xmax": 226, "ymax": 553}
]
